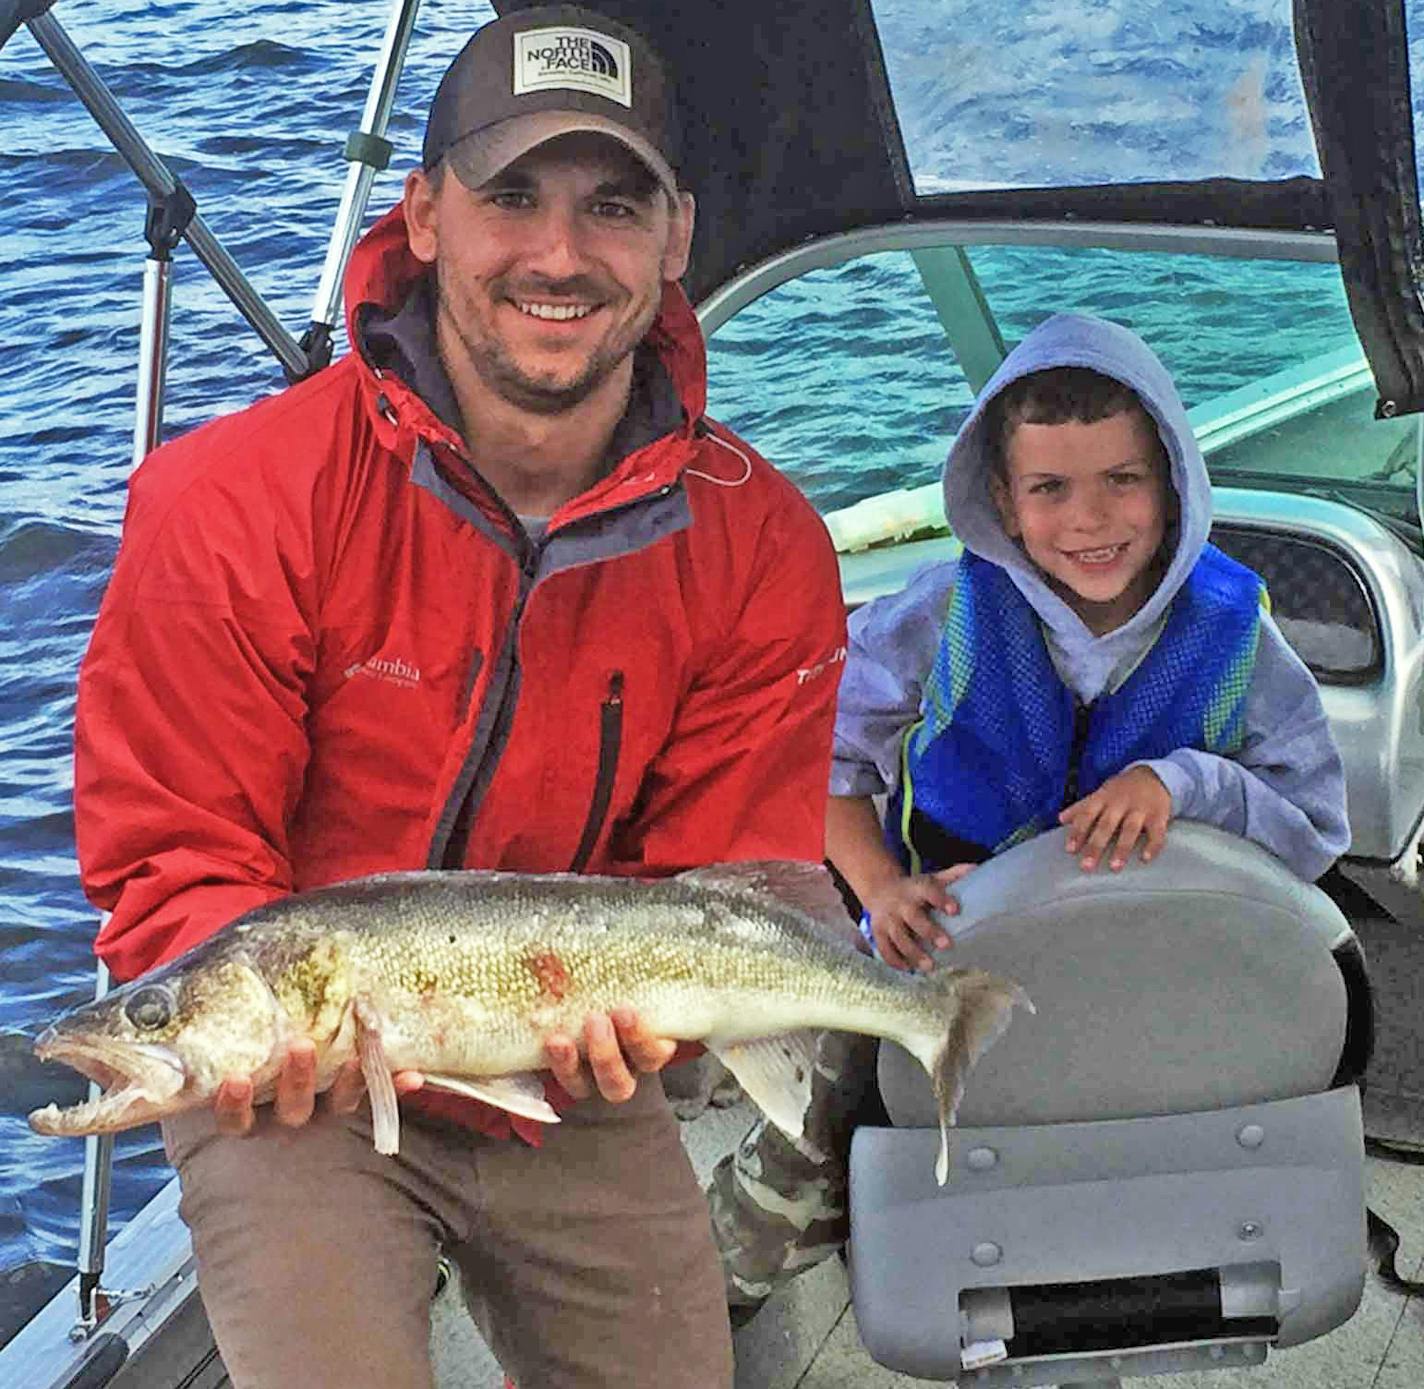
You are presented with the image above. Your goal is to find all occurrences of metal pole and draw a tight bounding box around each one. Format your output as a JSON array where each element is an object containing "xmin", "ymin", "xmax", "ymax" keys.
[
  {"xmin": 25, "ymin": 9, "xmax": 309, "ymax": 379},
  {"xmin": 302, "ymin": 0, "xmax": 424, "ymax": 373},
  {"xmin": 133, "ymin": 257, "xmax": 173, "ymax": 468},
  {"xmin": 74, "ymin": 961, "xmax": 113, "ymax": 1331},
  {"xmin": 73, "ymin": 179, "xmax": 180, "ymax": 1333}
]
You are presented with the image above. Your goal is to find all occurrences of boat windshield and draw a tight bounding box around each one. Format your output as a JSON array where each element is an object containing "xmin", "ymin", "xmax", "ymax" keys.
[
  {"xmin": 869, "ymin": 0, "xmax": 1320, "ymax": 193},
  {"xmin": 706, "ymin": 238, "xmax": 1422, "ymax": 547}
]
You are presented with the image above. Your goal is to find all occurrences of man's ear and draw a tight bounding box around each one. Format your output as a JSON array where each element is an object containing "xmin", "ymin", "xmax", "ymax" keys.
[
  {"xmin": 404, "ymin": 167, "xmax": 440, "ymax": 265},
  {"xmin": 989, "ymin": 473, "xmax": 1021, "ymax": 538},
  {"xmin": 661, "ymin": 190, "xmax": 696, "ymax": 282}
]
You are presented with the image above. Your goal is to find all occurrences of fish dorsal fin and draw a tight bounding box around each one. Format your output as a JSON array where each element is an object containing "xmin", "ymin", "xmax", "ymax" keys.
[
  {"xmin": 354, "ymin": 999, "xmax": 400, "ymax": 1156},
  {"xmin": 423, "ymin": 1072, "xmax": 561, "ymax": 1125},
  {"xmin": 707, "ymin": 1029, "xmax": 819, "ymax": 1143},
  {"xmin": 677, "ymin": 861, "xmax": 860, "ymax": 948}
]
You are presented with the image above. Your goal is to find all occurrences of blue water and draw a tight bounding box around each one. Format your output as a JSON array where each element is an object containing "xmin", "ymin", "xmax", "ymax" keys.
[{"xmin": 0, "ymin": 0, "xmax": 1410, "ymax": 1276}]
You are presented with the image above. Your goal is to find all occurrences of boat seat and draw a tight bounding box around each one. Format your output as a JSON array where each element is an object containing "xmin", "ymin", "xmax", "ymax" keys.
[{"xmin": 850, "ymin": 821, "xmax": 1370, "ymax": 1387}]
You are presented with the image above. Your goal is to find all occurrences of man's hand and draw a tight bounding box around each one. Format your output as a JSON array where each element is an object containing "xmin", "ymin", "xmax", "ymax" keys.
[
  {"xmin": 1060, "ymin": 764, "xmax": 1172, "ymax": 871},
  {"xmin": 865, "ymin": 864, "xmax": 974, "ymax": 973},
  {"xmin": 213, "ymin": 1038, "xmax": 425, "ymax": 1137},
  {"xmin": 542, "ymin": 1008, "xmax": 678, "ymax": 1104}
]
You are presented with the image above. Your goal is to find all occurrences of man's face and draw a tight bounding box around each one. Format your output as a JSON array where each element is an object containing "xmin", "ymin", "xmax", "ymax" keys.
[
  {"xmin": 404, "ymin": 133, "xmax": 695, "ymax": 416},
  {"xmin": 991, "ymin": 406, "xmax": 1170, "ymax": 635}
]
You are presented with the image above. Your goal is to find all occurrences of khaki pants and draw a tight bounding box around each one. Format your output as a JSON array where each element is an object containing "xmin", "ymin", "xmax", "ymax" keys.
[{"xmin": 164, "ymin": 1078, "xmax": 732, "ymax": 1389}]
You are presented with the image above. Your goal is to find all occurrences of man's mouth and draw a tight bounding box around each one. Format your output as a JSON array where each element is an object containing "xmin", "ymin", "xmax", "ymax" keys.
[{"xmin": 512, "ymin": 299, "xmax": 596, "ymax": 322}]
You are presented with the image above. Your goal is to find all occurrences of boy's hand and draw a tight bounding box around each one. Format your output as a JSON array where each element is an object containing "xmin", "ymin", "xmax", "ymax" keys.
[
  {"xmin": 1060, "ymin": 765, "xmax": 1172, "ymax": 871},
  {"xmin": 866, "ymin": 865, "xmax": 975, "ymax": 973}
]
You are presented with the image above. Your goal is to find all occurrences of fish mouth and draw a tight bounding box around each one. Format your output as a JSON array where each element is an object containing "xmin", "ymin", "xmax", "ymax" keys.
[{"xmin": 28, "ymin": 1032, "xmax": 188, "ymax": 1137}]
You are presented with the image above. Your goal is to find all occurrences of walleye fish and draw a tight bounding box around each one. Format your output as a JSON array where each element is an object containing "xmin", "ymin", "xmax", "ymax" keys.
[{"xmin": 30, "ymin": 861, "xmax": 1029, "ymax": 1183}]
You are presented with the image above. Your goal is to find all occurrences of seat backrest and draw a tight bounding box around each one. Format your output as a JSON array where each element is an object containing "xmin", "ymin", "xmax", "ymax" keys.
[{"xmin": 880, "ymin": 822, "xmax": 1356, "ymax": 1128}]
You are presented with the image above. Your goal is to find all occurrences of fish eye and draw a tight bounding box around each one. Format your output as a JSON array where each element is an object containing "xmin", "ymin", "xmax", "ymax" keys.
[{"xmin": 123, "ymin": 986, "xmax": 173, "ymax": 1032}]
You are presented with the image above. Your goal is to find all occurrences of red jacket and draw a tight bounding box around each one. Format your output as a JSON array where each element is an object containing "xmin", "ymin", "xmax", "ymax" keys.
[{"xmin": 73, "ymin": 204, "xmax": 847, "ymax": 1097}]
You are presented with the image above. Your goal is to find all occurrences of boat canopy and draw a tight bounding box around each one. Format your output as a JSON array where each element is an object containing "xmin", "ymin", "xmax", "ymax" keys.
[{"xmin": 564, "ymin": 0, "xmax": 1424, "ymax": 419}]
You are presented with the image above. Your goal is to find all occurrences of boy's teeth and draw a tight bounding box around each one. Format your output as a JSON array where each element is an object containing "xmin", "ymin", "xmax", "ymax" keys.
[
  {"xmin": 1075, "ymin": 545, "xmax": 1123, "ymax": 562},
  {"xmin": 516, "ymin": 301, "xmax": 592, "ymax": 321}
]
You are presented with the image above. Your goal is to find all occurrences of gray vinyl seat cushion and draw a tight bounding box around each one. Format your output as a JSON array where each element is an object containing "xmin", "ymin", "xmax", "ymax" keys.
[{"xmin": 880, "ymin": 821, "xmax": 1354, "ymax": 1129}]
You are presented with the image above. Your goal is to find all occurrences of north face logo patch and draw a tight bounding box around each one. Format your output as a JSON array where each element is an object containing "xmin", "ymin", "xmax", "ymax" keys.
[{"xmin": 514, "ymin": 28, "xmax": 633, "ymax": 107}]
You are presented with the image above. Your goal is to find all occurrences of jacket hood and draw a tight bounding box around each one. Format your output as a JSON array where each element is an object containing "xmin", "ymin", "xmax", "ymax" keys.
[
  {"xmin": 943, "ymin": 313, "xmax": 1211, "ymax": 692},
  {"xmin": 341, "ymin": 202, "xmax": 710, "ymax": 448}
]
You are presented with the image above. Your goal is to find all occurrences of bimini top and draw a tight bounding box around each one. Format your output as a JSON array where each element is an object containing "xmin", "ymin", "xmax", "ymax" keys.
[{"xmin": 540, "ymin": 0, "xmax": 1424, "ymax": 418}]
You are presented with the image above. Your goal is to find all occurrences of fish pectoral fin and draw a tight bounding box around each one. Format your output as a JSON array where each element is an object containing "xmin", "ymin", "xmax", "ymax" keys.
[
  {"xmin": 708, "ymin": 1030, "xmax": 819, "ymax": 1143},
  {"xmin": 423, "ymin": 1072, "xmax": 561, "ymax": 1125},
  {"xmin": 354, "ymin": 999, "xmax": 400, "ymax": 1157}
]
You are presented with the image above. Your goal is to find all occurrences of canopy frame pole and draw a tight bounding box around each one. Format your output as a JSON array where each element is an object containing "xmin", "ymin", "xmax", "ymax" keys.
[
  {"xmin": 72, "ymin": 175, "xmax": 187, "ymax": 1333},
  {"xmin": 301, "ymin": 0, "xmax": 425, "ymax": 376},
  {"xmin": 73, "ymin": 963, "xmax": 113, "ymax": 1335},
  {"xmin": 24, "ymin": 8, "xmax": 309, "ymax": 379}
]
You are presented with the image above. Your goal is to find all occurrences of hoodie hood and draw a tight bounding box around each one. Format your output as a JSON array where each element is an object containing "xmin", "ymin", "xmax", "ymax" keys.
[{"xmin": 943, "ymin": 313, "xmax": 1211, "ymax": 700}]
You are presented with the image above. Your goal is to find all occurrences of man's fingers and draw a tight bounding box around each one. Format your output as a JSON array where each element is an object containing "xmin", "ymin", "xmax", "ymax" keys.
[
  {"xmin": 584, "ymin": 1013, "xmax": 638, "ymax": 1103},
  {"xmin": 543, "ymin": 1032, "xmax": 591, "ymax": 1100},
  {"xmin": 274, "ymin": 1040, "xmax": 318, "ymax": 1127},
  {"xmin": 327, "ymin": 1057, "xmax": 368, "ymax": 1114},
  {"xmin": 213, "ymin": 1076, "xmax": 255, "ymax": 1137},
  {"xmin": 610, "ymin": 1008, "xmax": 677, "ymax": 1074}
]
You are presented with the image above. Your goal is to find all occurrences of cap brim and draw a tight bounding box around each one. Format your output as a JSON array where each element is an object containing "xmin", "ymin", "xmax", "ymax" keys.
[{"xmin": 443, "ymin": 110, "xmax": 678, "ymax": 203}]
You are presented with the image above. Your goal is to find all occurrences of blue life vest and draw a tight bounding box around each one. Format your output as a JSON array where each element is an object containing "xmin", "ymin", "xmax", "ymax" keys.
[{"xmin": 887, "ymin": 545, "xmax": 1265, "ymax": 872}]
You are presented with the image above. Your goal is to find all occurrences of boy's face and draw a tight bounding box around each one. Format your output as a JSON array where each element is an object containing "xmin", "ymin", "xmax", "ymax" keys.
[{"xmin": 991, "ymin": 406, "xmax": 1169, "ymax": 635}]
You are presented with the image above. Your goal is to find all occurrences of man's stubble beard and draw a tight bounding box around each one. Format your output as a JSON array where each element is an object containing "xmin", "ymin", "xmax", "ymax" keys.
[{"xmin": 435, "ymin": 273, "xmax": 658, "ymax": 418}]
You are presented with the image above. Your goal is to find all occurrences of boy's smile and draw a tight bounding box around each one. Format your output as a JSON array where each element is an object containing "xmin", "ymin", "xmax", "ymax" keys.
[{"xmin": 992, "ymin": 407, "xmax": 1170, "ymax": 635}]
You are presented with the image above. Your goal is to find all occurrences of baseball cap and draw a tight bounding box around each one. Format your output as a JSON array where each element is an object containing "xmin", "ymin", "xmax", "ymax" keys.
[{"xmin": 422, "ymin": 5, "xmax": 680, "ymax": 201}]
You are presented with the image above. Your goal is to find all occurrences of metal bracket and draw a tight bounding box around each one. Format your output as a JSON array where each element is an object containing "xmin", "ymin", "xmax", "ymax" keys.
[
  {"xmin": 143, "ymin": 181, "xmax": 196, "ymax": 261},
  {"xmin": 0, "ymin": 0, "xmax": 56, "ymax": 54},
  {"xmin": 344, "ymin": 129, "xmax": 394, "ymax": 172},
  {"xmin": 68, "ymin": 1282, "xmax": 157, "ymax": 1342},
  {"xmin": 293, "ymin": 321, "xmax": 336, "ymax": 382}
]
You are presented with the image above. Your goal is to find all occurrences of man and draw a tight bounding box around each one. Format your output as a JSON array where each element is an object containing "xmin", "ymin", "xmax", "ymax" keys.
[{"xmin": 72, "ymin": 6, "xmax": 846, "ymax": 1386}]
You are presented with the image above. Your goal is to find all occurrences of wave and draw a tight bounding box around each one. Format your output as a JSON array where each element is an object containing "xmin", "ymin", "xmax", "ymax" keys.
[{"xmin": 0, "ymin": 520, "xmax": 113, "ymax": 586}]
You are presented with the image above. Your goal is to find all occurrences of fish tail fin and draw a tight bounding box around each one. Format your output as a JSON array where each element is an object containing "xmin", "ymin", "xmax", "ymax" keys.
[{"xmin": 904, "ymin": 969, "xmax": 1032, "ymax": 1186}]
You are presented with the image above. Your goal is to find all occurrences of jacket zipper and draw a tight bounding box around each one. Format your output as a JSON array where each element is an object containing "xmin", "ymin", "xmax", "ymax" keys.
[
  {"xmin": 433, "ymin": 544, "xmax": 538, "ymax": 869},
  {"xmin": 568, "ymin": 670, "xmax": 625, "ymax": 873},
  {"xmin": 1062, "ymin": 698, "xmax": 1093, "ymax": 808}
]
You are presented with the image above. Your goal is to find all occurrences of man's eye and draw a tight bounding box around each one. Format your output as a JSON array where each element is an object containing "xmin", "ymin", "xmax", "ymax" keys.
[
  {"xmin": 489, "ymin": 190, "xmax": 534, "ymax": 210},
  {"xmin": 591, "ymin": 200, "xmax": 637, "ymax": 219}
]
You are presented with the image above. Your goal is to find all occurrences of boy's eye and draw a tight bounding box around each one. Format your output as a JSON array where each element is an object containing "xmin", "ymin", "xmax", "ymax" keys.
[
  {"xmin": 1028, "ymin": 478, "xmax": 1064, "ymax": 496},
  {"xmin": 1109, "ymin": 469, "xmax": 1145, "ymax": 487}
]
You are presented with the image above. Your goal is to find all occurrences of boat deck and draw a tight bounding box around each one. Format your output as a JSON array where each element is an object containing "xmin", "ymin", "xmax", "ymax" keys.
[{"xmin": 419, "ymin": 893, "xmax": 1424, "ymax": 1389}]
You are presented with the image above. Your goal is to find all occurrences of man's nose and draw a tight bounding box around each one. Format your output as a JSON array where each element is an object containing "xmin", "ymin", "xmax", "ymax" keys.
[{"xmin": 523, "ymin": 203, "xmax": 586, "ymax": 276}]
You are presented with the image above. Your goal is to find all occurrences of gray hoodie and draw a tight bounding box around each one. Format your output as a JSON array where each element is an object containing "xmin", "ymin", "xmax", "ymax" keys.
[{"xmin": 831, "ymin": 313, "xmax": 1350, "ymax": 880}]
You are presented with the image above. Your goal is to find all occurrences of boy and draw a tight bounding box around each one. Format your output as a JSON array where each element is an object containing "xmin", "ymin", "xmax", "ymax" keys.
[
  {"xmin": 830, "ymin": 312, "xmax": 1350, "ymax": 969},
  {"xmin": 708, "ymin": 312, "xmax": 1351, "ymax": 1320}
]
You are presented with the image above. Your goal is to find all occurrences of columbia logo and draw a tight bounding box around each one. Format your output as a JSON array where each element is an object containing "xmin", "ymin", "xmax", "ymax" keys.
[
  {"xmin": 344, "ymin": 654, "xmax": 422, "ymax": 689},
  {"xmin": 514, "ymin": 27, "xmax": 633, "ymax": 107}
]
